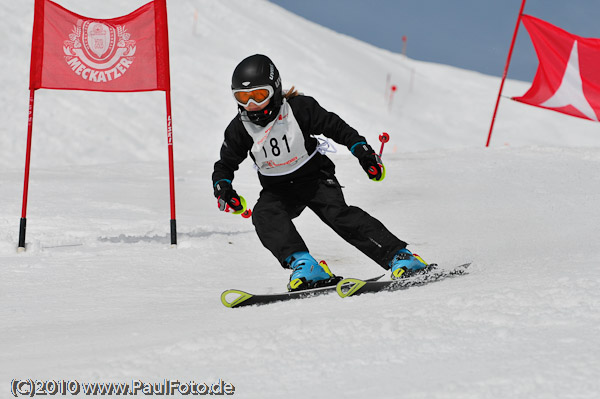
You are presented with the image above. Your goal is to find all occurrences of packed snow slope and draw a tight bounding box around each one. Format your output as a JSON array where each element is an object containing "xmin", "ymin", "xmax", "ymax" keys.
[{"xmin": 1, "ymin": 1, "xmax": 600, "ymax": 398}]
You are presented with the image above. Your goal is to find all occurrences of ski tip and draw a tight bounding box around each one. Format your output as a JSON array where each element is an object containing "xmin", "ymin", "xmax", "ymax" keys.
[
  {"xmin": 221, "ymin": 289, "xmax": 253, "ymax": 308},
  {"xmin": 454, "ymin": 262, "xmax": 472, "ymax": 270},
  {"xmin": 433, "ymin": 262, "xmax": 471, "ymax": 271},
  {"xmin": 336, "ymin": 278, "xmax": 367, "ymax": 298}
]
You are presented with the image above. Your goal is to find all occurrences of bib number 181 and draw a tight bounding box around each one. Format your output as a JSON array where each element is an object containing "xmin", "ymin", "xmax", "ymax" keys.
[{"xmin": 262, "ymin": 135, "xmax": 290, "ymax": 158}]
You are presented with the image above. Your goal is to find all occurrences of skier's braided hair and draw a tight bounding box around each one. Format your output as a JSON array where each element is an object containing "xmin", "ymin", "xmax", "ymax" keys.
[{"xmin": 284, "ymin": 86, "xmax": 300, "ymax": 99}]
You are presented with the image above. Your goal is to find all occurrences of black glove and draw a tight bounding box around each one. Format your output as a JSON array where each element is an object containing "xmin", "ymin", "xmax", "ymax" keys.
[
  {"xmin": 352, "ymin": 142, "xmax": 385, "ymax": 181},
  {"xmin": 214, "ymin": 179, "xmax": 244, "ymax": 212}
]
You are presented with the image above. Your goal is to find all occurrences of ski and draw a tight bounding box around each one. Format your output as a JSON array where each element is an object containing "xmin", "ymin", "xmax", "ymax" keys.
[
  {"xmin": 336, "ymin": 263, "xmax": 472, "ymax": 298},
  {"xmin": 221, "ymin": 274, "xmax": 385, "ymax": 308}
]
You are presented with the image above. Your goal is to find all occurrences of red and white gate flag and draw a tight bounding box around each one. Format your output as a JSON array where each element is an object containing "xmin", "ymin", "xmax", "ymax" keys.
[
  {"xmin": 30, "ymin": 0, "xmax": 170, "ymax": 92},
  {"xmin": 513, "ymin": 15, "xmax": 600, "ymax": 122}
]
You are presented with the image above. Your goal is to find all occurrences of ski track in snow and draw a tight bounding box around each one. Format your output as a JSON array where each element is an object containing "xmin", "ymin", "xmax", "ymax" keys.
[{"xmin": 2, "ymin": 1, "xmax": 600, "ymax": 398}]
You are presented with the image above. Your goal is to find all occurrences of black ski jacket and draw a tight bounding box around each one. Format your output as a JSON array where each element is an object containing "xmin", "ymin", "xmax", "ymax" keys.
[{"xmin": 212, "ymin": 95, "xmax": 368, "ymax": 190}]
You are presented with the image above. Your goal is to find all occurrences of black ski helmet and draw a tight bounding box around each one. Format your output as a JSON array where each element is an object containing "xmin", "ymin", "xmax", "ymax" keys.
[{"xmin": 231, "ymin": 54, "xmax": 282, "ymax": 125}]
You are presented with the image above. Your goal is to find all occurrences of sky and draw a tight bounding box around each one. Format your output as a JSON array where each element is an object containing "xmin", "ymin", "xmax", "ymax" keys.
[{"xmin": 267, "ymin": 0, "xmax": 600, "ymax": 83}]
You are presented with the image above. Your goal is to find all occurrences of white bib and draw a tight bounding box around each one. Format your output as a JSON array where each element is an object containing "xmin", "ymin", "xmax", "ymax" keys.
[{"xmin": 242, "ymin": 100, "xmax": 317, "ymax": 176}]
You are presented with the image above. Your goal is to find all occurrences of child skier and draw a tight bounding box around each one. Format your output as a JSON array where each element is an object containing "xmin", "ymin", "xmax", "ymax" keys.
[{"xmin": 212, "ymin": 54, "xmax": 427, "ymax": 291}]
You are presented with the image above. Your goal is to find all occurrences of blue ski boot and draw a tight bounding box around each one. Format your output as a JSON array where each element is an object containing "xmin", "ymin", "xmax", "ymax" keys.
[
  {"xmin": 286, "ymin": 251, "xmax": 336, "ymax": 291},
  {"xmin": 390, "ymin": 248, "xmax": 429, "ymax": 279}
]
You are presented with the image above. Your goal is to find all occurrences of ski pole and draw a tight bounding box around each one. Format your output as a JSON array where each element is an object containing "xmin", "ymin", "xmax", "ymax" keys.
[
  {"xmin": 378, "ymin": 132, "xmax": 390, "ymax": 157},
  {"xmin": 367, "ymin": 132, "xmax": 390, "ymax": 179},
  {"xmin": 218, "ymin": 196, "xmax": 253, "ymax": 218},
  {"xmin": 233, "ymin": 196, "xmax": 252, "ymax": 218},
  {"xmin": 230, "ymin": 196, "xmax": 252, "ymax": 219},
  {"xmin": 240, "ymin": 208, "xmax": 252, "ymax": 218}
]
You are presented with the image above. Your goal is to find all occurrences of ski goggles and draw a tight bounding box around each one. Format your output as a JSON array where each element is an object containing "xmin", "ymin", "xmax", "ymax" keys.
[{"xmin": 232, "ymin": 86, "xmax": 274, "ymax": 107}]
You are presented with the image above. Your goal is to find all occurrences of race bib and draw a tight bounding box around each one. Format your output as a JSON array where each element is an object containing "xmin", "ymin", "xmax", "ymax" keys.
[{"xmin": 242, "ymin": 101, "xmax": 316, "ymax": 176}]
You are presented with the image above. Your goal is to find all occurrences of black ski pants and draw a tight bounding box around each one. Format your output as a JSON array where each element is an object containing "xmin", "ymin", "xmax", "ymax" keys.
[{"xmin": 252, "ymin": 176, "xmax": 407, "ymax": 269}]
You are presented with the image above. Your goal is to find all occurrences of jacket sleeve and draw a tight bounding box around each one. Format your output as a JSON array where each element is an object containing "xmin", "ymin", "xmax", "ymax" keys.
[
  {"xmin": 212, "ymin": 118, "xmax": 252, "ymax": 187},
  {"xmin": 290, "ymin": 95, "xmax": 368, "ymax": 151}
]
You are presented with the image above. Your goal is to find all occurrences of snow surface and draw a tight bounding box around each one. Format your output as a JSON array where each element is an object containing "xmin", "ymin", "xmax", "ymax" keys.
[{"xmin": 1, "ymin": 0, "xmax": 600, "ymax": 398}]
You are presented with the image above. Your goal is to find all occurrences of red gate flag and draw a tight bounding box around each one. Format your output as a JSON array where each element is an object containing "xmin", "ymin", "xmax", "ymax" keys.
[
  {"xmin": 30, "ymin": 0, "xmax": 170, "ymax": 92},
  {"xmin": 513, "ymin": 15, "xmax": 600, "ymax": 121},
  {"xmin": 19, "ymin": 0, "xmax": 177, "ymax": 251}
]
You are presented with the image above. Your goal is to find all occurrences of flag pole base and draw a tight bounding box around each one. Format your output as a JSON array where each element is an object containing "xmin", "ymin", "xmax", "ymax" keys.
[
  {"xmin": 18, "ymin": 217, "xmax": 27, "ymax": 253},
  {"xmin": 170, "ymin": 219, "xmax": 177, "ymax": 247}
]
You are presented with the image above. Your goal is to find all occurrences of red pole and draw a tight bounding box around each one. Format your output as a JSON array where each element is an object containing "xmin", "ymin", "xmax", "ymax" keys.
[
  {"xmin": 165, "ymin": 90, "xmax": 177, "ymax": 246},
  {"xmin": 486, "ymin": 0, "xmax": 527, "ymax": 147},
  {"xmin": 388, "ymin": 85, "xmax": 397, "ymax": 112},
  {"xmin": 18, "ymin": 89, "xmax": 36, "ymax": 252}
]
